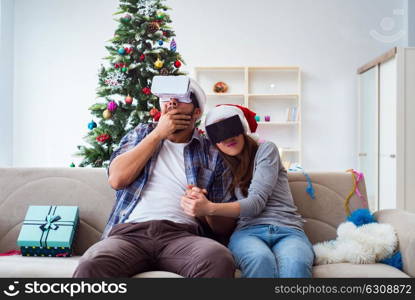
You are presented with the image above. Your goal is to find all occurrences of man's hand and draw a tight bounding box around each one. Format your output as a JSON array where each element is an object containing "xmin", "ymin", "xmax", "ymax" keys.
[
  {"xmin": 153, "ymin": 109, "xmax": 192, "ymax": 139},
  {"xmin": 181, "ymin": 186, "xmax": 212, "ymax": 217}
]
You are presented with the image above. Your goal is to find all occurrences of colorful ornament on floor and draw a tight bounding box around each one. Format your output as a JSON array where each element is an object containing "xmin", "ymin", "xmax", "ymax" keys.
[
  {"xmin": 107, "ymin": 101, "xmax": 118, "ymax": 112},
  {"xmin": 69, "ymin": 162, "xmax": 75, "ymax": 168},
  {"xmin": 88, "ymin": 120, "xmax": 97, "ymax": 130},
  {"xmin": 103, "ymin": 109, "xmax": 112, "ymax": 119},
  {"xmin": 142, "ymin": 87, "xmax": 151, "ymax": 95},
  {"xmin": 96, "ymin": 134, "xmax": 111, "ymax": 143},
  {"xmin": 174, "ymin": 60, "xmax": 181, "ymax": 68},
  {"xmin": 255, "ymin": 115, "xmax": 260, "ymax": 122},
  {"xmin": 154, "ymin": 58, "xmax": 164, "ymax": 69},
  {"xmin": 170, "ymin": 39, "xmax": 177, "ymax": 52},
  {"xmin": 125, "ymin": 95, "xmax": 133, "ymax": 105}
]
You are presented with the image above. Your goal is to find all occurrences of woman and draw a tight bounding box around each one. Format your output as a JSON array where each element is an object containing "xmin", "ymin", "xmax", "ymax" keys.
[{"xmin": 180, "ymin": 105, "xmax": 315, "ymax": 278}]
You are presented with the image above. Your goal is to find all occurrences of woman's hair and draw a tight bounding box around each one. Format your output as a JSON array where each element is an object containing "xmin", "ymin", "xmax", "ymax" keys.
[{"xmin": 219, "ymin": 134, "xmax": 259, "ymax": 197}]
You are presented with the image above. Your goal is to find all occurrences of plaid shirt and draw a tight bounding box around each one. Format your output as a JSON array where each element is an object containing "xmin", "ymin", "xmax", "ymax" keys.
[{"xmin": 102, "ymin": 123, "xmax": 234, "ymax": 239}]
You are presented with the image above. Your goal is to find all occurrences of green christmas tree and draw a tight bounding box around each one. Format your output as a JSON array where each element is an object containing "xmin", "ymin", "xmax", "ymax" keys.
[{"xmin": 75, "ymin": 0, "xmax": 187, "ymax": 168}]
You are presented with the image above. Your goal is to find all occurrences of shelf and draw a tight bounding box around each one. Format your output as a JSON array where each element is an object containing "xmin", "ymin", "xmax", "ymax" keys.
[
  {"xmin": 195, "ymin": 65, "xmax": 302, "ymax": 165},
  {"xmin": 248, "ymin": 94, "xmax": 299, "ymax": 99},
  {"xmin": 206, "ymin": 93, "xmax": 245, "ymax": 97},
  {"xmin": 257, "ymin": 122, "xmax": 300, "ymax": 125}
]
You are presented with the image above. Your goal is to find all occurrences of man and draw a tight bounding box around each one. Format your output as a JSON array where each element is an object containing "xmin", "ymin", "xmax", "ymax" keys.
[{"xmin": 73, "ymin": 78, "xmax": 236, "ymax": 278}]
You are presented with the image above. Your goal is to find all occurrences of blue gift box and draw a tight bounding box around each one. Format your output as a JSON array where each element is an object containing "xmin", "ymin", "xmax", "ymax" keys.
[{"xmin": 17, "ymin": 205, "xmax": 79, "ymax": 257}]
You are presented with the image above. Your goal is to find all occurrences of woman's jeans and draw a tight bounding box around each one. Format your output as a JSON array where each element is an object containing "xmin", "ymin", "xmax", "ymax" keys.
[{"xmin": 228, "ymin": 224, "xmax": 315, "ymax": 278}]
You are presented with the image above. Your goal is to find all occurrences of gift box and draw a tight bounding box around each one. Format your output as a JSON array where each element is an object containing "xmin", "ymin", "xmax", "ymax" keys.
[{"xmin": 17, "ymin": 205, "xmax": 79, "ymax": 257}]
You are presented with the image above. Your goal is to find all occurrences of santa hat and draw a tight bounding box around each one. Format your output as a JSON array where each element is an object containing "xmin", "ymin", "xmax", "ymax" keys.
[
  {"xmin": 204, "ymin": 104, "xmax": 258, "ymax": 134},
  {"xmin": 189, "ymin": 78, "xmax": 206, "ymax": 118}
]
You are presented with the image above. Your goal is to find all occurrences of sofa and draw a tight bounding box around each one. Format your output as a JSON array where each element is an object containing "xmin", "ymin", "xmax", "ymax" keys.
[{"xmin": 0, "ymin": 167, "xmax": 413, "ymax": 278}]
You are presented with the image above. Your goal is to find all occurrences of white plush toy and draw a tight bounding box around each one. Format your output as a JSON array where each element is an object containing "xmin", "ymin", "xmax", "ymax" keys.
[{"xmin": 313, "ymin": 220, "xmax": 398, "ymax": 265}]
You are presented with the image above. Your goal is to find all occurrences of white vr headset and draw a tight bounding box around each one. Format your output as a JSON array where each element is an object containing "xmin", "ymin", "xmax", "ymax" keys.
[
  {"xmin": 152, "ymin": 75, "xmax": 191, "ymax": 103},
  {"xmin": 151, "ymin": 76, "xmax": 206, "ymax": 112}
]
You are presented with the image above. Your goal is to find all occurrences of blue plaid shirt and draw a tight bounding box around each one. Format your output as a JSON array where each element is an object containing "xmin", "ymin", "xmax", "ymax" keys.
[{"xmin": 102, "ymin": 123, "xmax": 234, "ymax": 239}]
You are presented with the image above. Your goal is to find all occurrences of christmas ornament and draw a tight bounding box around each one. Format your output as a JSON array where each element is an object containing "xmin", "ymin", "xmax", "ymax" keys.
[
  {"xmin": 174, "ymin": 60, "xmax": 182, "ymax": 68},
  {"xmin": 154, "ymin": 58, "xmax": 164, "ymax": 69},
  {"xmin": 103, "ymin": 109, "xmax": 112, "ymax": 119},
  {"xmin": 153, "ymin": 111, "xmax": 161, "ymax": 122},
  {"xmin": 118, "ymin": 47, "xmax": 126, "ymax": 55},
  {"xmin": 265, "ymin": 116, "xmax": 271, "ymax": 122},
  {"xmin": 70, "ymin": 162, "xmax": 75, "ymax": 168},
  {"xmin": 139, "ymin": 54, "xmax": 145, "ymax": 61},
  {"xmin": 148, "ymin": 21, "xmax": 160, "ymax": 33},
  {"xmin": 107, "ymin": 100, "xmax": 118, "ymax": 112},
  {"xmin": 163, "ymin": 31, "xmax": 168, "ymax": 37},
  {"xmin": 125, "ymin": 95, "xmax": 133, "ymax": 105},
  {"xmin": 121, "ymin": 67, "xmax": 128, "ymax": 72},
  {"xmin": 88, "ymin": 120, "xmax": 97, "ymax": 130},
  {"xmin": 170, "ymin": 39, "xmax": 177, "ymax": 52},
  {"xmin": 150, "ymin": 108, "xmax": 159, "ymax": 117},
  {"xmin": 125, "ymin": 47, "xmax": 133, "ymax": 54},
  {"xmin": 142, "ymin": 87, "xmax": 151, "ymax": 95},
  {"xmin": 160, "ymin": 68, "xmax": 169, "ymax": 75},
  {"xmin": 96, "ymin": 134, "xmax": 111, "ymax": 143},
  {"xmin": 114, "ymin": 63, "xmax": 120, "ymax": 69},
  {"xmin": 255, "ymin": 115, "xmax": 260, "ymax": 122},
  {"xmin": 213, "ymin": 82, "xmax": 228, "ymax": 93},
  {"xmin": 121, "ymin": 14, "xmax": 132, "ymax": 22},
  {"xmin": 158, "ymin": 40, "xmax": 163, "ymax": 46}
]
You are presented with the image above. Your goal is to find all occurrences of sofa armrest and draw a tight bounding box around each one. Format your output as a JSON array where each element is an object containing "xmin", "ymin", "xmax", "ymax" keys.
[{"xmin": 374, "ymin": 209, "xmax": 415, "ymax": 277}]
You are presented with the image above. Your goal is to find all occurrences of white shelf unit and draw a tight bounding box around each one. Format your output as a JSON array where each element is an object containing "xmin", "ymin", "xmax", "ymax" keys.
[{"xmin": 194, "ymin": 66, "xmax": 302, "ymax": 168}]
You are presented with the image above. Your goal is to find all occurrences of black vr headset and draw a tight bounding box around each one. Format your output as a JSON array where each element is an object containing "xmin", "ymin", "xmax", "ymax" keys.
[{"xmin": 205, "ymin": 115, "xmax": 245, "ymax": 144}]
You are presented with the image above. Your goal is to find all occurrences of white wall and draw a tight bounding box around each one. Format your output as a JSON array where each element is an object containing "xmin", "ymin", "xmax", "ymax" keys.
[
  {"xmin": 409, "ymin": 0, "xmax": 415, "ymax": 46},
  {"xmin": 0, "ymin": 0, "xmax": 14, "ymax": 167},
  {"xmin": 12, "ymin": 0, "xmax": 408, "ymax": 171}
]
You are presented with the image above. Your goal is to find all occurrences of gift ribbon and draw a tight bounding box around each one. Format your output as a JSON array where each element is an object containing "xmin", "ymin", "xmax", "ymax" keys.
[
  {"xmin": 344, "ymin": 169, "xmax": 366, "ymax": 216},
  {"xmin": 288, "ymin": 165, "xmax": 315, "ymax": 199},
  {"xmin": 0, "ymin": 250, "xmax": 21, "ymax": 256},
  {"xmin": 39, "ymin": 214, "xmax": 61, "ymax": 231}
]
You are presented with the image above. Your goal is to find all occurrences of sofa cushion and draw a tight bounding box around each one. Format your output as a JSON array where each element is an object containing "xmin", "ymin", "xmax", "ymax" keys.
[
  {"xmin": 312, "ymin": 263, "xmax": 410, "ymax": 278},
  {"xmin": 0, "ymin": 256, "xmax": 81, "ymax": 278},
  {"xmin": 0, "ymin": 256, "xmax": 409, "ymax": 278}
]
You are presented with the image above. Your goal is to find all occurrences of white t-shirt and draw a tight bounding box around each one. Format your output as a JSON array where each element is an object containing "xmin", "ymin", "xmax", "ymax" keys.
[{"xmin": 125, "ymin": 139, "xmax": 198, "ymax": 226}]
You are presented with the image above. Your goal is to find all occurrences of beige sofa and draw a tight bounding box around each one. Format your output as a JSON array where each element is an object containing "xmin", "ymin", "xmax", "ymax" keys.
[{"xmin": 0, "ymin": 168, "xmax": 413, "ymax": 278}]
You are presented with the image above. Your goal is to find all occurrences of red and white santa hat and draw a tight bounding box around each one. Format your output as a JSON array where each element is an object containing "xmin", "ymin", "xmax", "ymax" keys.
[{"xmin": 204, "ymin": 104, "xmax": 258, "ymax": 134}]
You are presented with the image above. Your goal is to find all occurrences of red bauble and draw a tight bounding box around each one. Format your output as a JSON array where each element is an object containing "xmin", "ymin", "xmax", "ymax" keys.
[
  {"xmin": 139, "ymin": 54, "xmax": 145, "ymax": 61},
  {"xmin": 96, "ymin": 134, "xmax": 111, "ymax": 143},
  {"xmin": 162, "ymin": 31, "xmax": 168, "ymax": 37},
  {"xmin": 174, "ymin": 60, "xmax": 182, "ymax": 68},
  {"xmin": 142, "ymin": 87, "xmax": 151, "ymax": 95},
  {"xmin": 149, "ymin": 108, "xmax": 159, "ymax": 117},
  {"xmin": 114, "ymin": 63, "xmax": 120, "ymax": 68},
  {"xmin": 125, "ymin": 47, "xmax": 133, "ymax": 54},
  {"xmin": 153, "ymin": 111, "xmax": 161, "ymax": 122},
  {"xmin": 125, "ymin": 96, "xmax": 133, "ymax": 105}
]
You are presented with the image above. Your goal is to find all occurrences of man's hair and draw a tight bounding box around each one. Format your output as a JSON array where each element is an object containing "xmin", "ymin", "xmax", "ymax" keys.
[{"xmin": 190, "ymin": 92, "xmax": 200, "ymax": 110}]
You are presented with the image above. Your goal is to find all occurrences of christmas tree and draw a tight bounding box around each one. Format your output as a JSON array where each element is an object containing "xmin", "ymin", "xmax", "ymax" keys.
[{"xmin": 75, "ymin": 0, "xmax": 186, "ymax": 168}]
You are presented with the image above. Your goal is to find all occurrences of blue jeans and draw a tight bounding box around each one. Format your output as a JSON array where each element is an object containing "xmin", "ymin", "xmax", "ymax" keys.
[{"xmin": 228, "ymin": 225, "xmax": 315, "ymax": 278}]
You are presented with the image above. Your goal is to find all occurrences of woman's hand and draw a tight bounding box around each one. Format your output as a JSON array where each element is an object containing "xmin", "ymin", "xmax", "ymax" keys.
[{"xmin": 181, "ymin": 186, "xmax": 213, "ymax": 217}]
